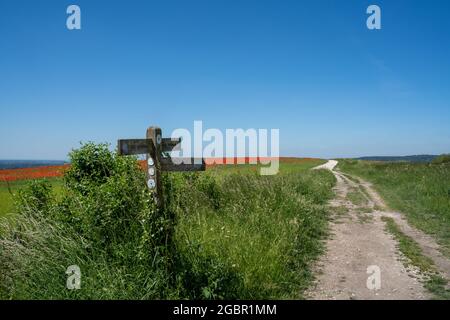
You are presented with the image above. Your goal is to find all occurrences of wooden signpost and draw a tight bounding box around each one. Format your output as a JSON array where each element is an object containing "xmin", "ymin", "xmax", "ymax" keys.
[{"xmin": 118, "ymin": 126, "xmax": 205, "ymax": 208}]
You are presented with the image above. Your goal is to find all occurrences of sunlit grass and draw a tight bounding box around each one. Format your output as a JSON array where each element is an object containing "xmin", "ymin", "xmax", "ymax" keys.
[
  {"xmin": 0, "ymin": 179, "xmax": 63, "ymax": 217},
  {"xmin": 1, "ymin": 156, "xmax": 335, "ymax": 299}
]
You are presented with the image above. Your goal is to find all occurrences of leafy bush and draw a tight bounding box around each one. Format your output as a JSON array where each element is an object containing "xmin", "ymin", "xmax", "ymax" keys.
[
  {"xmin": 64, "ymin": 143, "xmax": 116, "ymax": 193},
  {"xmin": 61, "ymin": 143, "xmax": 170, "ymax": 262},
  {"xmin": 1, "ymin": 143, "xmax": 173, "ymax": 299},
  {"xmin": 15, "ymin": 179, "xmax": 52, "ymax": 214},
  {"xmin": 432, "ymin": 154, "xmax": 450, "ymax": 164}
]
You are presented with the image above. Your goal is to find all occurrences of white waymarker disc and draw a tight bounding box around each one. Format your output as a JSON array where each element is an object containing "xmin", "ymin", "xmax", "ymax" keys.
[
  {"xmin": 147, "ymin": 157, "xmax": 154, "ymax": 166},
  {"xmin": 147, "ymin": 179, "xmax": 156, "ymax": 189},
  {"xmin": 148, "ymin": 167, "xmax": 155, "ymax": 176},
  {"xmin": 156, "ymin": 135, "xmax": 162, "ymax": 144}
]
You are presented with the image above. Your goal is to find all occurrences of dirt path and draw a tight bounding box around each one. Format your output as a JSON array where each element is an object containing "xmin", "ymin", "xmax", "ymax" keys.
[
  {"xmin": 313, "ymin": 160, "xmax": 338, "ymax": 171},
  {"xmin": 307, "ymin": 160, "xmax": 435, "ymax": 300},
  {"xmin": 357, "ymin": 177, "xmax": 450, "ymax": 280}
]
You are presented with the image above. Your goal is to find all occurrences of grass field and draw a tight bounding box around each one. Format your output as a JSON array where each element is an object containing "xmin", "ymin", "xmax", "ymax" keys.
[
  {"xmin": 0, "ymin": 153, "xmax": 335, "ymax": 299},
  {"xmin": 338, "ymin": 160, "xmax": 450, "ymax": 257},
  {"xmin": 0, "ymin": 179, "xmax": 63, "ymax": 218},
  {"xmin": 0, "ymin": 159, "xmax": 324, "ymax": 217},
  {"xmin": 207, "ymin": 158, "xmax": 326, "ymax": 175}
]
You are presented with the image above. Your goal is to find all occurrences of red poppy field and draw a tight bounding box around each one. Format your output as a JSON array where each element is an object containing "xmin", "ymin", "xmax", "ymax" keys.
[
  {"xmin": 0, "ymin": 164, "xmax": 70, "ymax": 182},
  {"xmin": 0, "ymin": 158, "xmax": 319, "ymax": 182}
]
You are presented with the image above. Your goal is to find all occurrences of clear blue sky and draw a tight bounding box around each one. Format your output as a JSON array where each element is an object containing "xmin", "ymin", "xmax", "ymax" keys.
[{"xmin": 1, "ymin": 0, "xmax": 449, "ymax": 160}]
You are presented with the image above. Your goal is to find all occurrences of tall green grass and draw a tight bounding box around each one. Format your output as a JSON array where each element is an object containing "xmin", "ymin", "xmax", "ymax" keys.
[
  {"xmin": 0, "ymin": 144, "xmax": 335, "ymax": 299},
  {"xmin": 171, "ymin": 169, "xmax": 335, "ymax": 299},
  {"xmin": 338, "ymin": 160, "xmax": 450, "ymax": 257},
  {"xmin": 0, "ymin": 179, "xmax": 63, "ymax": 218}
]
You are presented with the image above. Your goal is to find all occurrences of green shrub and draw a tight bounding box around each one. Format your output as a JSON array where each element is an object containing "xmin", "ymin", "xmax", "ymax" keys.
[
  {"xmin": 64, "ymin": 143, "xmax": 116, "ymax": 194},
  {"xmin": 15, "ymin": 179, "xmax": 52, "ymax": 214},
  {"xmin": 432, "ymin": 154, "xmax": 450, "ymax": 164},
  {"xmin": 1, "ymin": 143, "xmax": 173, "ymax": 299},
  {"xmin": 60, "ymin": 143, "xmax": 169, "ymax": 262}
]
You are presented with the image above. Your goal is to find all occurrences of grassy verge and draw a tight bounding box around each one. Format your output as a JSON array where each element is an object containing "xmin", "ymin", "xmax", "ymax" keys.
[
  {"xmin": 173, "ymin": 168, "xmax": 335, "ymax": 299},
  {"xmin": 0, "ymin": 146, "xmax": 335, "ymax": 300},
  {"xmin": 382, "ymin": 217, "xmax": 435, "ymax": 272},
  {"xmin": 381, "ymin": 217, "xmax": 450, "ymax": 299},
  {"xmin": 207, "ymin": 158, "xmax": 326, "ymax": 176},
  {"xmin": 338, "ymin": 160, "xmax": 450, "ymax": 257}
]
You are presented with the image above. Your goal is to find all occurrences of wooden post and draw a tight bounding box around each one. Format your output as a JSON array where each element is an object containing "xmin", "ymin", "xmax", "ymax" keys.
[
  {"xmin": 118, "ymin": 126, "xmax": 206, "ymax": 269},
  {"xmin": 118, "ymin": 126, "xmax": 205, "ymax": 211},
  {"xmin": 146, "ymin": 126, "xmax": 164, "ymax": 209}
]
